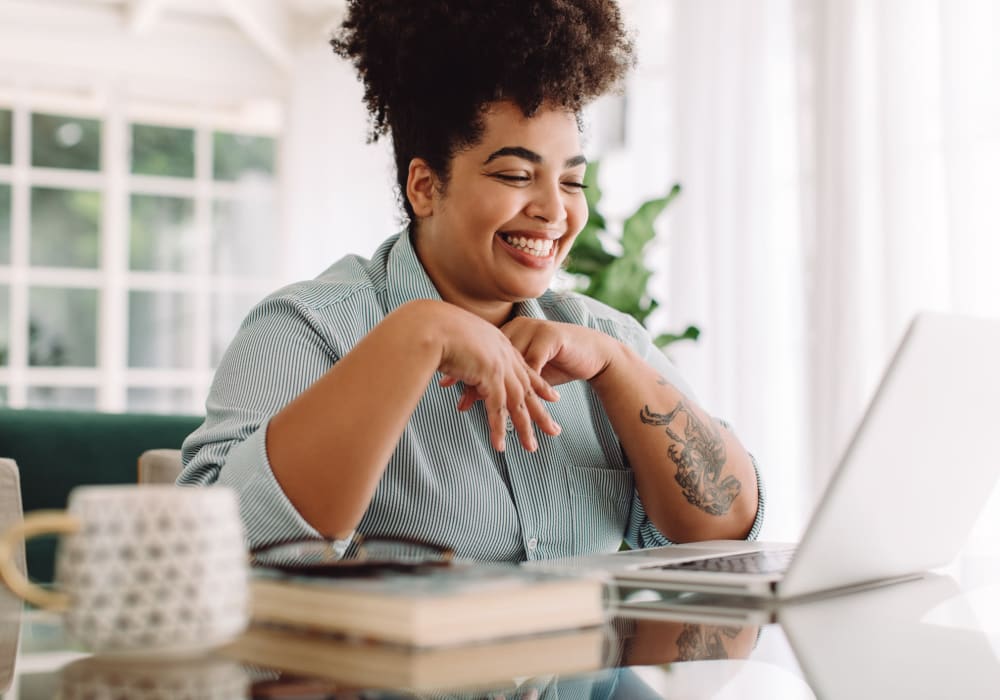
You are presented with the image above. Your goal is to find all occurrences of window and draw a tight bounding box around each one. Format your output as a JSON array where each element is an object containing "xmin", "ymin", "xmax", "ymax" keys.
[{"xmin": 0, "ymin": 104, "xmax": 282, "ymax": 414}]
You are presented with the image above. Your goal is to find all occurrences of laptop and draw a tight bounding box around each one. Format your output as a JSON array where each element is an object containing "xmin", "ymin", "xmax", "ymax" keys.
[{"xmin": 527, "ymin": 312, "xmax": 1000, "ymax": 599}]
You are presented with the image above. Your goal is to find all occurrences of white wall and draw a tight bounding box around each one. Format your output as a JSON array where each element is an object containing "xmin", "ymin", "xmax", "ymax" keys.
[{"xmin": 281, "ymin": 44, "xmax": 397, "ymax": 281}]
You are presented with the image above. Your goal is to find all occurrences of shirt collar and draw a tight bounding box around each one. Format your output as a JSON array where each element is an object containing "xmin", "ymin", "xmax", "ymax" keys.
[{"xmin": 383, "ymin": 229, "xmax": 444, "ymax": 314}]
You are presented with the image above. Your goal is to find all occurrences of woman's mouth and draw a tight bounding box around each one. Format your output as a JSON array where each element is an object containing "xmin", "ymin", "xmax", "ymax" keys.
[{"xmin": 498, "ymin": 233, "xmax": 556, "ymax": 258}]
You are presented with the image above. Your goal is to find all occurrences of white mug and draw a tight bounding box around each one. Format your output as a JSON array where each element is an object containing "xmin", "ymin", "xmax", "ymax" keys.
[{"xmin": 0, "ymin": 485, "xmax": 249, "ymax": 655}]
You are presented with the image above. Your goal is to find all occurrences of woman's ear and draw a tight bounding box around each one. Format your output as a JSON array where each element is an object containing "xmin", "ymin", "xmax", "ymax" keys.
[{"xmin": 406, "ymin": 158, "xmax": 437, "ymax": 218}]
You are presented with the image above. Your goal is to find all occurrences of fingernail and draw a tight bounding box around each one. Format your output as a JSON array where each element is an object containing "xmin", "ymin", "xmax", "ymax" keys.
[
  {"xmin": 553, "ymin": 422, "xmax": 562, "ymax": 435},
  {"xmin": 529, "ymin": 436, "xmax": 538, "ymax": 451},
  {"xmin": 498, "ymin": 437, "xmax": 505, "ymax": 452},
  {"xmin": 552, "ymin": 388, "xmax": 560, "ymax": 400}
]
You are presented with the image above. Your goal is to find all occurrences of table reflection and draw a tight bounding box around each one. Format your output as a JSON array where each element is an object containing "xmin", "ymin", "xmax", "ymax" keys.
[
  {"xmin": 59, "ymin": 655, "xmax": 248, "ymax": 700},
  {"xmin": 2, "ymin": 571, "xmax": 999, "ymax": 699}
]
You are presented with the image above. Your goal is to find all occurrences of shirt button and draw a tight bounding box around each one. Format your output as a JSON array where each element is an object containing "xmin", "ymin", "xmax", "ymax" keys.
[
  {"xmin": 526, "ymin": 538, "xmax": 538, "ymax": 552},
  {"xmin": 505, "ymin": 416, "xmax": 514, "ymax": 432}
]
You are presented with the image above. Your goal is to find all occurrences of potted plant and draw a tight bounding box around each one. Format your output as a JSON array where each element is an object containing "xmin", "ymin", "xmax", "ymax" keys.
[{"xmin": 564, "ymin": 161, "xmax": 699, "ymax": 348}]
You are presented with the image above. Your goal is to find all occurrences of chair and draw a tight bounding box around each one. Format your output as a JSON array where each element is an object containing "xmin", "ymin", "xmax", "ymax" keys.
[
  {"xmin": 0, "ymin": 458, "xmax": 24, "ymax": 694},
  {"xmin": 0, "ymin": 458, "xmax": 25, "ymax": 577},
  {"xmin": 137, "ymin": 449, "xmax": 185, "ymax": 485}
]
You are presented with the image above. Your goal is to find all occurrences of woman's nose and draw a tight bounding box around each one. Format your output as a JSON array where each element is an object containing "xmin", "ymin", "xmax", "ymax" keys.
[{"xmin": 525, "ymin": 182, "xmax": 566, "ymax": 224}]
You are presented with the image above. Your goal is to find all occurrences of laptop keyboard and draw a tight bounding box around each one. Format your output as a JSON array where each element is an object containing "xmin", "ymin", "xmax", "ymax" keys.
[{"xmin": 653, "ymin": 548, "xmax": 796, "ymax": 575}]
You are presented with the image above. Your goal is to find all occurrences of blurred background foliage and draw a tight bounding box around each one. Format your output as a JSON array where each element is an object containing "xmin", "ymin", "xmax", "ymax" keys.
[{"xmin": 565, "ymin": 162, "xmax": 700, "ymax": 349}]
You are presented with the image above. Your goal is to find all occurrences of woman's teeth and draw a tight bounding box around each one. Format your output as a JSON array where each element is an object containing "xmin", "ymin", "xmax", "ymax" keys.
[{"xmin": 501, "ymin": 234, "xmax": 555, "ymax": 257}]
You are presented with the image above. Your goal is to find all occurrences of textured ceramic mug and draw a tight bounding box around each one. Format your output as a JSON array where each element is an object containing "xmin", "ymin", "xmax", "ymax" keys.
[{"xmin": 0, "ymin": 485, "xmax": 249, "ymax": 655}]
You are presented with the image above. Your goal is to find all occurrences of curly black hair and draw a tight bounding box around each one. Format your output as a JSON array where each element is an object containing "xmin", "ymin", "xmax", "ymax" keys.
[{"xmin": 331, "ymin": 0, "xmax": 634, "ymax": 224}]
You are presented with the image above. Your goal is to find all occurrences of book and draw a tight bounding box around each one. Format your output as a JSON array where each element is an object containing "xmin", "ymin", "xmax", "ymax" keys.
[
  {"xmin": 249, "ymin": 563, "xmax": 607, "ymax": 647},
  {"xmin": 224, "ymin": 623, "xmax": 609, "ymax": 693}
]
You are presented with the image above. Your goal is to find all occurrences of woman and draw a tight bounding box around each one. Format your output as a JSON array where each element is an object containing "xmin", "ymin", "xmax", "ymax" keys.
[{"xmin": 180, "ymin": 0, "xmax": 764, "ymax": 560}]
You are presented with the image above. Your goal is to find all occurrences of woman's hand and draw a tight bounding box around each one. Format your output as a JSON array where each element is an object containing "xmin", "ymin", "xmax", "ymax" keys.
[
  {"xmin": 444, "ymin": 317, "xmax": 621, "ymax": 431},
  {"xmin": 429, "ymin": 303, "xmax": 562, "ymax": 453},
  {"xmin": 500, "ymin": 317, "xmax": 621, "ymax": 387}
]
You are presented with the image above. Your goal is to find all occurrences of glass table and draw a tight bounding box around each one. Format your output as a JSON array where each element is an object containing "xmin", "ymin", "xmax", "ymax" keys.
[{"xmin": 2, "ymin": 552, "xmax": 999, "ymax": 699}]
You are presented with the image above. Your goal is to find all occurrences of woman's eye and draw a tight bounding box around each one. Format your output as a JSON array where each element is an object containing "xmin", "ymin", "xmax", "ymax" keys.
[
  {"xmin": 493, "ymin": 173, "xmax": 531, "ymax": 183},
  {"xmin": 562, "ymin": 181, "xmax": 588, "ymax": 191}
]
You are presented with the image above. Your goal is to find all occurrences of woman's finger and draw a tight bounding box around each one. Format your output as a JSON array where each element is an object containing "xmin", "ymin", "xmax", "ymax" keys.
[
  {"xmin": 457, "ymin": 385, "xmax": 481, "ymax": 411},
  {"xmin": 506, "ymin": 379, "xmax": 538, "ymax": 452},
  {"xmin": 482, "ymin": 373, "xmax": 508, "ymax": 452},
  {"xmin": 488, "ymin": 403, "xmax": 508, "ymax": 452},
  {"xmin": 528, "ymin": 366, "xmax": 560, "ymax": 403},
  {"xmin": 526, "ymin": 387, "xmax": 561, "ymax": 437}
]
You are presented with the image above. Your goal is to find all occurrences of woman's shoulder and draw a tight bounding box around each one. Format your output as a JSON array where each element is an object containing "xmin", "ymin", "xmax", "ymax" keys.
[{"xmin": 263, "ymin": 235, "xmax": 399, "ymax": 313}]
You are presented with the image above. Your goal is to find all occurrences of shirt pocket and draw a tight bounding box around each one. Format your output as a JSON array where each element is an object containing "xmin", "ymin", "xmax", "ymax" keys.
[{"xmin": 565, "ymin": 466, "xmax": 634, "ymax": 555}]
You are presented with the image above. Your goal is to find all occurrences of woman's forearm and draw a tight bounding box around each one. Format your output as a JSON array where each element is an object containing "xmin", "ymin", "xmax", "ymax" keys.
[{"xmin": 591, "ymin": 343, "xmax": 759, "ymax": 543}]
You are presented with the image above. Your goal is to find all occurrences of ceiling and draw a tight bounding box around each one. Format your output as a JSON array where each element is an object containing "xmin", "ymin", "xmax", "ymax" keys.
[{"xmin": 0, "ymin": 0, "xmax": 347, "ymax": 70}]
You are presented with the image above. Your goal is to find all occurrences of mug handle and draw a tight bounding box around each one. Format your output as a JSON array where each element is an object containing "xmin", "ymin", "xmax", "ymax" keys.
[{"xmin": 0, "ymin": 511, "xmax": 80, "ymax": 610}]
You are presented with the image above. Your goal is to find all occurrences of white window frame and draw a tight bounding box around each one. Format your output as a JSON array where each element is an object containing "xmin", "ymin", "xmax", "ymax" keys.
[{"xmin": 0, "ymin": 89, "xmax": 285, "ymax": 414}]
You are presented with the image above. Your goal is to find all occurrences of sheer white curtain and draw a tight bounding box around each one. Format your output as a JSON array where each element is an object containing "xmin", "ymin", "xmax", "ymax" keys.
[{"xmin": 623, "ymin": 0, "xmax": 1000, "ymax": 539}]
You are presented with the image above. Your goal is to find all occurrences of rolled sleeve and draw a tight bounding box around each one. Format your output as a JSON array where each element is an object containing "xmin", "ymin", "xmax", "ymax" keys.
[{"xmin": 214, "ymin": 420, "xmax": 354, "ymax": 554}]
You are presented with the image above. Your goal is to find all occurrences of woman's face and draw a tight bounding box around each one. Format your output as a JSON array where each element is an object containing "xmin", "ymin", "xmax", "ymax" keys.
[{"xmin": 411, "ymin": 101, "xmax": 588, "ymax": 322}]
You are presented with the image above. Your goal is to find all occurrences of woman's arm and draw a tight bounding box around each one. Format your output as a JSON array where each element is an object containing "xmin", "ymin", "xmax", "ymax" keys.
[
  {"xmin": 500, "ymin": 317, "xmax": 759, "ymax": 543},
  {"xmin": 267, "ymin": 299, "xmax": 560, "ymax": 539},
  {"xmin": 589, "ymin": 342, "xmax": 758, "ymax": 542}
]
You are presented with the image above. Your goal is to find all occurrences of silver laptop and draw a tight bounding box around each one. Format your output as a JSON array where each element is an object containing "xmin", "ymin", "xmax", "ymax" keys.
[{"xmin": 527, "ymin": 312, "xmax": 1000, "ymax": 599}]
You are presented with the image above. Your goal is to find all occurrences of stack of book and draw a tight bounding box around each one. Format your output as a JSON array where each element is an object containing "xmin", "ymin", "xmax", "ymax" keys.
[{"xmin": 223, "ymin": 562, "xmax": 610, "ymax": 693}]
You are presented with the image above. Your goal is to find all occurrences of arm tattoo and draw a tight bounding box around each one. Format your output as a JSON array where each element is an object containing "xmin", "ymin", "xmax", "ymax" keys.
[
  {"xmin": 640, "ymin": 402, "xmax": 741, "ymax": 515},
  {"xmin": 676, "ymin": 624, "xmax": 741, "ymax": 661}
]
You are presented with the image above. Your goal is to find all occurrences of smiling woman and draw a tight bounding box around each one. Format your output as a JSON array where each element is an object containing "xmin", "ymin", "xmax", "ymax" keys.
[{"xmin": 179, "ymin": 0, "xmax": 765, "ymax": 563}]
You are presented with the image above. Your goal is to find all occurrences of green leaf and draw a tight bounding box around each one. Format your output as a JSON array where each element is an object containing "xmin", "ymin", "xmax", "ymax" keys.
[
  {"xmin": 654, "ymin": 325, "xmax": 701, "ymax": 348},
  {"xmin": 565, "ymin": 222, "xmax": 615, "ymax": 276},
  {"xmin": 594, "ymin": 257, "xmax": 652, "ymax": 315},
  {"xmin": 621, "ymin": 184, "xmax": 680, "ymax": 256}
]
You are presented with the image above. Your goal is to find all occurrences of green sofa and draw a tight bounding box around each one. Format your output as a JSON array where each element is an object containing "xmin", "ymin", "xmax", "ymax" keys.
[{"xmin": 0, "ymin": 408, "xmax": 203, "ymax": 584}]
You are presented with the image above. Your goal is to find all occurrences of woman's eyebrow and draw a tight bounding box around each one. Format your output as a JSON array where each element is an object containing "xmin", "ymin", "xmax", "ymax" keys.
[
  {"xmin": 484, "ymin": 146, "xmax": 541, "ymax": 164},
  {"xmin": 483, "ymin": 147, "xmax": 588, "ymax": 169}
]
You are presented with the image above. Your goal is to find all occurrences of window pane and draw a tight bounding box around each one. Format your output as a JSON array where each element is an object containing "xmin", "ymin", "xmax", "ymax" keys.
[
  {"xmin": 211, "ymin": 291, "xmax": 260, "ymax": 366},
  {"xmin": 0, "ymin": 108, "xmax": 11, "ymax": 165},
  {"xmin": 128, "ymin": 291, "xmax": 195, "ymax": 368},
  {"xmin": 0, "ymin": 184, "xmax": 9, "ymax": 265},
  {"xmin": 213, "ymin": 132, "xmax": 275, "ymax": 181},
  {"xmin": 29, "ymin": 286, "xmax": 98, "ymax": 367},
  {"xmin": 31, "ymin": 113, "xmax": 101, "ymax": 171},
  {"xmin": 131, "ymin": 123, "xmax": 195, "ymax": 178},
  {"xmin": 0, "ymin": 285, "xmax": 8, "ymax": 366},
  {"xmin": 30, "ymin": 187, "xmax": 101, "ymax": 268},
  {"xmin": 130, "ymin": 194, "xmax": 196, "ymax": 272},
  {"xmin": 126, "ymin": 387, "xmax": 195, "ymax": 414},
  {"xmin": 212, "ymin": 196, "xmax": 278, "ymax": 276},
  {"xmin": 26, "ymin": 386, "xmax": 96, "ymax": 411}
]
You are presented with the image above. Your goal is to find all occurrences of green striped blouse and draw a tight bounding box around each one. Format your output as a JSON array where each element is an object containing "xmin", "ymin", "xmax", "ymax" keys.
[{"xmin": 179, "ymin": 231, "xmax": 764, "ymax": 560}]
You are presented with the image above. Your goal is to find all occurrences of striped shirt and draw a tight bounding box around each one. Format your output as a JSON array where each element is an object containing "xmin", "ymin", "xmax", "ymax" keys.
[{"xmin": 179, "ymin": 231, "xmax": 765, "ymax": 560}]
